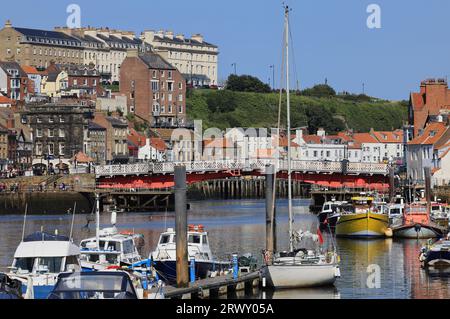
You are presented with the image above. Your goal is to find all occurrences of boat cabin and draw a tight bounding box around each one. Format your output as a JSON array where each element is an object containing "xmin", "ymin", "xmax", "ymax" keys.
[
  {"xmin": 10, "ymin": 232, "xmax": 80, "ymax": 276},
  {"xmin": 152, "ymin": 225, "xmax": 213, "ymax": 261},
  {"xmin": 404, "ymin": 203, "xmax": 430, "ymax": 225},
  {"xmin": 80, "ymin": 228, "xmax": 142, "ymax": 268}
]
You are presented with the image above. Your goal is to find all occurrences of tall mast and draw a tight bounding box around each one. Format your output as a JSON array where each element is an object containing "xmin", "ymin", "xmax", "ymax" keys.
[{"xmin": 285, "ymin": 5, "xmax": 294, "ymax": 253}]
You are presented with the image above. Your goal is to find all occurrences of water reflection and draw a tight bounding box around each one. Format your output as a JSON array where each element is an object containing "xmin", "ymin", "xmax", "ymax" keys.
[{"xmin": 1, "ymin": 199, "xmax": 450, "ymax": 299}]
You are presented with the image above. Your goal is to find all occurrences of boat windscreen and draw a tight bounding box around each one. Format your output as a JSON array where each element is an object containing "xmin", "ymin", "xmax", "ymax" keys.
[{"xmin": 53, "ymin": 274, "xmax": 135, "ymax": 294}]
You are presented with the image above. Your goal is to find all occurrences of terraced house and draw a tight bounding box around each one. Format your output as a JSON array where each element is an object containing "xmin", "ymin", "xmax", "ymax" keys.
[
  {"xmin": 141, "ymin": 30, "xmax": 219, "ymax": 86},
  {"xmin": 0, "ymin": 20, "xmax": 83, "ymax": 68}
]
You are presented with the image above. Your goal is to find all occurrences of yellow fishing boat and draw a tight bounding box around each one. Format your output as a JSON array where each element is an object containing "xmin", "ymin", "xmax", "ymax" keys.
[{"xmin": 335, "ymin": 196, "xmax": 389, "ymax": 238}]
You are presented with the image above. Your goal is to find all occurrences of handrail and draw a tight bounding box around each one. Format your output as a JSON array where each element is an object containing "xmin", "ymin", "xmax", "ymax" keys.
[{"xmin": 94, "ymin": 159, "xmax": 389, "ymax": 177}]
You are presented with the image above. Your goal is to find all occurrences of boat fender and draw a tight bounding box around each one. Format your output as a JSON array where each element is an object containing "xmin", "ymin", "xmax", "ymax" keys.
[
  {"xmin": 419, "ymin": 253, "xmax": 426, "ymax": 262},
  {"xmin": 384, "ymin": 228, "xmax": 393, "ymax": 238}
]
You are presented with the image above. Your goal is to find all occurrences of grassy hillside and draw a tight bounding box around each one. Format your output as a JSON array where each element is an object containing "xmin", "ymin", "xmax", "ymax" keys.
[{"xmin": 186, "ymin": 89, "xmax": 408, "ymax": 133}]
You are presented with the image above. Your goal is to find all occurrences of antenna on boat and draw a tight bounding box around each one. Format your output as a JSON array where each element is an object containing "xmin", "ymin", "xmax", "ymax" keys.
[
  {"xmin": 21, "ymin": 203, "xmax": 28, "ymax": 242},
  {"xmin": 69, "ymin": 202, "xmax": 77, "ymax": 241}
]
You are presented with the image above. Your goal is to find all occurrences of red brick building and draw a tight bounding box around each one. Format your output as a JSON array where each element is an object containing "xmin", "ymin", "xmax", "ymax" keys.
[
  {"xmin": 46, "ymin": 62, "xmax": 103, "ymax": 97},
  {"xmin": 410, "ymin": 78, "xmax": 450, "ymax": 137},
  {"xmin": 0, "ymin": 61, "xmax": 30, "ymax": 105},
  {"xmin": 120, "ymin": 50, "xmax": 186, "ymax": 127}
]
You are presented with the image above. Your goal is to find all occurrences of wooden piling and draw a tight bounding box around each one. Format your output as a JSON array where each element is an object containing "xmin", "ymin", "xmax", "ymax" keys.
[
  {"xmin": 175, "ymin": 166, "xmax": 189, "ymax": 288},
  {"xmin": 265, "ymin": 165, "xmax": 275, "ymax": 263}
]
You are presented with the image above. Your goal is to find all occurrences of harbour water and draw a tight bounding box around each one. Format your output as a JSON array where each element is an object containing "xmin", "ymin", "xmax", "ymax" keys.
[{"xmin": 1, "ymin": 198, "xmax": 450, "ymax": 299}]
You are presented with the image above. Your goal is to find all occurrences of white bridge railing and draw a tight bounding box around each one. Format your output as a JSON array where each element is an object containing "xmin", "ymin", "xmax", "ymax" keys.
[{"xmin": 95, "ymin": 160, "xmax": 389, "ymax": 177}]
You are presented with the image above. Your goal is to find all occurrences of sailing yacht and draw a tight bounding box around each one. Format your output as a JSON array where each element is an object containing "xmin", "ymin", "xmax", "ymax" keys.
[{"xmin": 262, "ymin": 6, "xmax": 340, "ymax": 289}]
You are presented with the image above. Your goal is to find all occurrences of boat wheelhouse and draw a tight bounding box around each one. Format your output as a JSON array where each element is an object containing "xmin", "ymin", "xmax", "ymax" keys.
[
  {"xmin": 393, "ymin": 202, "xmax": 446, "ymax": 239},
  {"xmin": 80, "ymin": 227, "xmax": 144, "ymax": 271},
  {"xmin": 335, "ymin": 196, "xmax": 389, "ymax": 238},
  {"xmin": 151, "ymin": 225, "xmax": 230, "ymax": 284},
  {"xmin": 8, "ymin": 231, "xmax": 80, "ymax": 299}
]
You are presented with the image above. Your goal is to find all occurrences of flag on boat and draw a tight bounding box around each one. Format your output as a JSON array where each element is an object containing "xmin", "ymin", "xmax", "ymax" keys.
[{"xmin": 317, "ymin": 228, "xmax": 324, "ymax": 245}]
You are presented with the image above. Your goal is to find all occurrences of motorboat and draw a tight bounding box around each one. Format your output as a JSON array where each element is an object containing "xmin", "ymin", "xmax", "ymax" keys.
[
  {"xmin": 7, "ymin": 231, "xmax": 81, "ymax": 299},
  {"xmin": 419, "ymin": 238, "xmax": 450, "ymax": 268},
  {"xmin": 47, "ymin": 271, "xmax": 138, "ymax": 299},
  {"xmin": 318, "ymin": 200, "xmax": 349, "ymax": 229},
  {"xmin": 393, "ymin": 202, "xmax": 446, "ymax": 239},
  {"xmin": 387, "ymin": 195, "xmax": 405, "ymax": 227},
  {"xmin": 335, "ymin": 196, "xmax": 389, "ymax": 238},
  {"xmin": 430, "ymin": 202, "xmax": 449, "ymax": 229},
  {"xmin": 79, "ymin": 198, "xmax": 146, "ymax": 271},
  {"xmin": 0, "ymin": 273, "xmax": 22, "ymax": 299},
  {"xmin": 263, "ymin": 230, "xmax": 340, "ymax": 289},
  {"xmin": 150, "ymin": 225, "xmax": 231, "ymax": 284}
]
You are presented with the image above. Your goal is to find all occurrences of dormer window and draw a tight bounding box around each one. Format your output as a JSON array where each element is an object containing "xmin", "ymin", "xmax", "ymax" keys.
[{"xmin": 429, "ymin": 131, "xmax": 436, "ymax": 137}]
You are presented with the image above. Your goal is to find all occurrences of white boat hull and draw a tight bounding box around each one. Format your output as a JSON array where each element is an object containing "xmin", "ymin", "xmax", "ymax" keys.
[
  {"xmin": 263, "ymin": 263, "xmax": 338, "ymax": 289},
  {"xmin": 393, "ymin": 226, "xmax": 440, "ymax": 239}
]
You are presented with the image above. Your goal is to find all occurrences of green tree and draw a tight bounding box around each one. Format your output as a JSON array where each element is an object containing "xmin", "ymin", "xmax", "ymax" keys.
[
  {"xmin": 302, "ymin": 84, "xmax": 336, "ymax": 98},
  {"xmin": 226, "ymin": 74, "xmax": 271, "ymax": 93}
]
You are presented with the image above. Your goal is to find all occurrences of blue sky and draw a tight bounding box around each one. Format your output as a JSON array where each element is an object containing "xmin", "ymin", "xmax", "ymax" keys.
[{"xmin": 1, "ymin": 0, "xmax": 449, "ymax": 100}]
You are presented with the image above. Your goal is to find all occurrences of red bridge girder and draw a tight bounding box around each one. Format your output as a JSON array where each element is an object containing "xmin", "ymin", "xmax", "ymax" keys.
[{"xmin": 97, "ymin": 170, "xmax": 389, "ymax": 192}]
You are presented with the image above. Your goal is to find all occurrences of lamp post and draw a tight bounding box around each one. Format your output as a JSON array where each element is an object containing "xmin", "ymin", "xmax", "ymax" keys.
[
  {"xmin": 231, "ymin": 63, "xmax": 237, "ymax": 75},
  {"xmin": 269, "ymin": 65, "xmax": 275, "ymax": 90}
]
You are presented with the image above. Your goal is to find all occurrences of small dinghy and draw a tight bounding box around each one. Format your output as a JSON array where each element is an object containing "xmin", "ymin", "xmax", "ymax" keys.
[{"xmin": 420, "ymin": 238, "xmax": 450, "ymax": 268}]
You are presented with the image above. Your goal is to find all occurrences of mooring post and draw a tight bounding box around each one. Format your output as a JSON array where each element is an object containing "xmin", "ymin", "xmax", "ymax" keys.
[
  {"xmin": 424, "ymin": 166, "xmax": 432, "ymax": 214},
  {"xmin": 190, "ymin": 257, "xmax": 196, "ymax": 283},
  {"xmin": 175, "ymin": 165, "xmax": 189, "ymax": 288},
  {"xmin": 389, "ymin": 165, "xmax": 395, "ymax": 203},
  {"xmin": 232, "ymin": 254, "xmax": 238, "ymax": 280},
  {"xmin": 265, "ymin": 165, "xmax": 275, "ymax": 265}
]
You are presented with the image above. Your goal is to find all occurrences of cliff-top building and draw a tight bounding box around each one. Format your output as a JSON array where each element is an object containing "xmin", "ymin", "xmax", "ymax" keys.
[
  {"xmin": 0, "ymin": 20, "xmax": 83, "ymax": 68},
  {"xmin": 141, "ymin": 30, "xmax": 218, "ymax": 86}
]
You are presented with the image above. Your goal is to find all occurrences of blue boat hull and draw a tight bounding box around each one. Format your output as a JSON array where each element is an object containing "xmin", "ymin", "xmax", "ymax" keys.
[
  {"xmin": 153, "ymin": 260, "xmax": 230, "ymax": 284},
  {"xmin": 21, "ymin": 284, "xmax": 54, "ymax": 299}
]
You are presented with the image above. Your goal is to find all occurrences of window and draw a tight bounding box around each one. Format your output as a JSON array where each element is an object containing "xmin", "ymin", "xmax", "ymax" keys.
[
  {"xmin": 179, "ymin": 94, "xmax": 183, "ymax": 102},
  {"xmin": 178, "ymin": 105, "xmax": 183, "ymax": 113},
  {"xmin": 59, "ymin": 129, "xmax": 65, "ymax": 138},
  {"xmin": 48, "ymin": 129, "xmax": 54, "ymax": 137},
  {"xmin": 151, "ymin": 81, "xmax": 159, "ymax": 91},
  {"xmin": 59, "ymin": 116, "xmax": 65, "ymax": 123},
  {"xmin": 36, "ymin": 143, "xmax": 43, "ymax": 156},
  {"xmin": 59, "ymin": 143, "xmax": 65, "ymax": 155},
  {"xmin": 48, "ymin": 143, "xmax": 54, "ymax": 155},
  {"xmin": 36, "ymin": 129, "xmax": 42, "ymax": 137},
  {"xmin": 168, "ymin": 71, "xmax": 173, "ymax": 79},
  {"xmin": 152, "ymin": 70, "xmax": 157, "ymax": 78},
  {"xmin": 167, "ymin": 82, "xmax": 174, "ymax": 91},
  {"xmin": 49, "ymin": 117, "xmax": 54, "ymax": 123}
]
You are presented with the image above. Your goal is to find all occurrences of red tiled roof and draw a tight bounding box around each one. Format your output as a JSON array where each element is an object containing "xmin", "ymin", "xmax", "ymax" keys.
[
  {"xmin": 0, "ymin": 96, "xmax": 13, "ymax": 104},
  {"xmin": 371, "ymin": 130, "xmax": 403, "ymax": 143},
  {"xmin": 302, "ymin": 135, "xmax": 322, "ymax": 144},
  {"xmin": 21, "ymin": 65, "xmax": 40, "ymax": 75},
  {"xmin": 150, "ymin": 138, "xmax": 167, "ymax": 152},
  {"xmin": 204, "ymin": 138, "xmax": 234, "ymax": 148},
  {"xmin": 279, "ymin": 135, "xmax": 300, "ymax": 147},
  {"xmin": 352, "ymin": 133, "xmax": 379, "ymax": 144},
  {"xmin": 408, "ymin": 122, "xmax": 448, "ymax": 145},
  {"xmin": 128, "ymin": 128, "xmax": 146, "ymax": 147},
  {"xmin": 72, "ymin": 151, "xmax": 94, "ymax": 163}
]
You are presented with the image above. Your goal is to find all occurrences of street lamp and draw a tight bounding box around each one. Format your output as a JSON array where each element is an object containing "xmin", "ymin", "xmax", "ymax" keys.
[
  {"xmin": 231, "ymin": 63, "xmax": 237, "ymax": 75},
  {"xmin": 269, "ymin": 65, "xmax": 275, "ymax": 90}
]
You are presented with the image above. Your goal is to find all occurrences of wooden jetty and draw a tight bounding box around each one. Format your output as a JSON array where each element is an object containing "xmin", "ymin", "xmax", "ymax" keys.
[{"xmin": 148, "ymin": 271, "xmax": 261, "ymax": 299}]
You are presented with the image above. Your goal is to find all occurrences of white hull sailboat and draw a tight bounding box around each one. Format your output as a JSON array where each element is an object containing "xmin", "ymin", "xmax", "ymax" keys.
[
  {"xmin": 265, "ymin": 262, "xmax": 338, "ymax": 288},
  {"xmin": 264, "ymin": 5, "xmax": 340, "ymax": 289}
]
